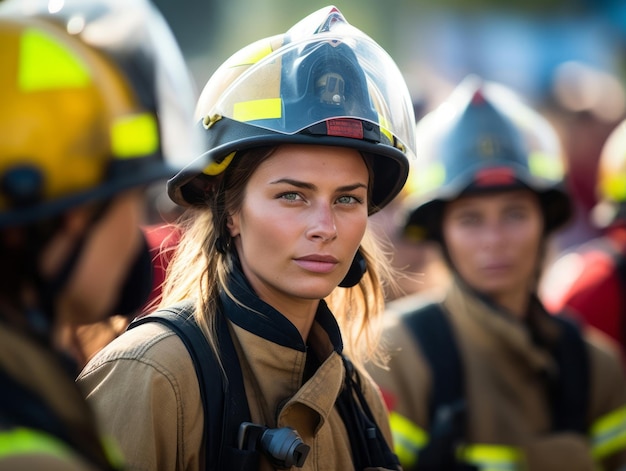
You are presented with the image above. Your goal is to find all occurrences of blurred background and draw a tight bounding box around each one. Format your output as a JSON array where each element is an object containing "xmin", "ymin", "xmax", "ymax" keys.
[{"xmin": 153, "ymin": 0, "xmax": 626, "ymax": 297}]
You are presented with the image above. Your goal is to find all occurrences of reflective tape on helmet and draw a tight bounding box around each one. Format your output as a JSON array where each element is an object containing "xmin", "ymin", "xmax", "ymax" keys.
[
  {"xmin": 528, "ymin": 151, "xmax": 564, "ymax": 181},
  {"xmin": 591, "ymin": 405, "xmax": 626, "ymax": 460},
  {"xmin": 389, "ymin": 411, "xmax": 428, "ymax": 469},
  {"xmin": 19, "ymin": 28, "xmax": 91, "ymax": 92},
  {"xmin": 111, "ymin": 113, "xmax": 159, "ymax": 159},
  {"xmin": 226, "ymin": 38, "xmax": 275, "ymax": 68},
  {"xmin": 457, "ymin": 444, "xmax": 524, "ymax": 471},
  {"xmin": 233, "ymin": 98, "xmax": 282, "ymax": 122},
  {"xmin": 599, "ymin": 174, "xmax": 626, "ymax": 202},
  {"xmin": 203, "ymin": 151, "xmax": 236, "ymax": 176},
  {"xmin": 0, "ymin": 427, "xmax": 73, "ymax": 460},
  {"xmin": 412, "ymin": 162, "xmax": 446, "ymax": 197}
]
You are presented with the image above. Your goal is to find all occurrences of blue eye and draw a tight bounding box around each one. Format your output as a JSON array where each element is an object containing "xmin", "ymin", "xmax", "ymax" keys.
[
  {"xmin": 337, "ymin": 195, "xmax": 363, "ymax": 205},
  {"xmin": 279, "ymin": 192, "xmax": 302, "ymax": 201}
]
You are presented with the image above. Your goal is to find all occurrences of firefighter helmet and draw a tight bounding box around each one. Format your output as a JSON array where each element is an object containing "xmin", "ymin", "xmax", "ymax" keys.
[
  {"xmin": 168, "ymin": 6, "xmax": 416, "ymax": 214},
  {"xmin": 592, "ymin": 119, "xmax": 626, "ymax": 226},
  {"xmin": 404, "ymin": 76, "xmax": 571, "ymax": 241},
  {"xmin": 0, "ymin": 0, "xmax": 202, "ymax": 227}
]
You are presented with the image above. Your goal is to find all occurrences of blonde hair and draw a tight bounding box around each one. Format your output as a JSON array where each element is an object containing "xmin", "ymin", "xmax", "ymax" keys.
[{"xmin": 158, "ymin": 146, "xmax": 398, "ymax": 368}]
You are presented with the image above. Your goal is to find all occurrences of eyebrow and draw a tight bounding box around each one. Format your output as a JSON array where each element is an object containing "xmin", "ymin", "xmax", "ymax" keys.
[{"xmin": 270, "ymin": 178, "xmax": 368, "ymax": 192}]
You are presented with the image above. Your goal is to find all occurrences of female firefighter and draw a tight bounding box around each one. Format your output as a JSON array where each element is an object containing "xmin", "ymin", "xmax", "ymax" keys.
[
  {"xmin": 77, "ymin": 6, "xmax": 417, "ymax": 471},
  {"xmin": 367, "ymin": 77, "xmax": 626, "ymax": 471}
]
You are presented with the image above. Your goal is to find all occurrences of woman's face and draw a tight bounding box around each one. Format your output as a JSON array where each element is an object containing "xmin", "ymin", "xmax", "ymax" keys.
[
  {"xmin": 228, "ymin": 144, "xmax": 369, "ymax": 308},
  {"xmin": 442, "ymin": 189, "xmax": 544, "ymax": 302}
]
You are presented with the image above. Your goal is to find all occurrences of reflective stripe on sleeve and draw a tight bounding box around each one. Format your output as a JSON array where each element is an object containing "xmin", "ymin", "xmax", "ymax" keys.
[
  {"xmin": 389, "ymin": 411, "xmax": 428, "ymax": 469},
  {"xmin": 591, "ymin": 405, "xmax": 626, "ymax": 460},
  {"xmin": 0, "ymin": 427, "xmax": 73, "ymax": 460},
  {"xmin": 457, "ymin": 444, "xmax": 524, "ymax": 471}
]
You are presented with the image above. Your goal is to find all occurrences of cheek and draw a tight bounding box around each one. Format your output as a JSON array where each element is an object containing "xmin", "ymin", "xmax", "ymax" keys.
[
  {"xmin": 514, "ymin": 223, "xmax": 544, "ymax": 265},
  {"xmin": 442, "ymin": 225, "xmax": 472, "ymax": 267}
]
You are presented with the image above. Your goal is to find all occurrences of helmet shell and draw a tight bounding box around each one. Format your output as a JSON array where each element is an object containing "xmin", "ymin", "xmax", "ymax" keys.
[
  {"xmin": 168, "ymin": 6, "xmax": 416, "ymax": 214},
  {"xmin": 592, "ymin": 119, "xmax": 626, "ymax": 226},
  {"xmin": 404, "ymin": 76, "xmax": 571, "ymax": 241},
  {"xmin": 0, "ymin": 0, "xmax": 203, "ymax": 227},
  {"xmin": 597, "ymin": 119, "xmax": 626, "ymax": 204}
]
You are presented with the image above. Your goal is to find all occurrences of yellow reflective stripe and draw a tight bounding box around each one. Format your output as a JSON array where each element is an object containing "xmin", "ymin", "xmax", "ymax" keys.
[
  {"xmin": 591, "ymin": 405, "xmax": 626, "ymax": 460},
  {"xmin": 226, "ymin": 38, "xmax": 274, "ymax": 67},
  {"xmin": 600, "ymin": 174, "xmax": 626, "ymax": 202},
  {"xmin": 203, "ymin": 151, "xmax": 236, "ymax": 176},
  {"xmin": 19, "ymin": 28, "xmax": 91, "ymax": 92},
  {"xmin": 0, "ymin": 427, "xmax": 73, "ymax": 460},
  {"xmin": 233, "ymin": 98, "xmax": 282, "ymax": 122},
  {"xmin": 457, "ymin": 444, "xmax": 523, "ymax": 471},
  {"xmin": 528, "ymin": 151, "xmax": 564, "ymax": 181},
  {"xmin": 389, "ymin": 411, "xmax": 428, "ymax": 468},
  {"xmin": 101, "ymin": 435, "xmax": 124, "ymax": 468},
  {"xmin": 111, "ymin": 113, "xmax": 159, "ymax": 158}
]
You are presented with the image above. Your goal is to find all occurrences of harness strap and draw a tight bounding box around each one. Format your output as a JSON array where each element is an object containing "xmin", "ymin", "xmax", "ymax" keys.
[
  {"xmin": 401, "ymin": 302, "xmax": 590, "ymax": 470},
  {"xmin": 402, "ymin": 303, "xmax": 470, "ymax": 471},
  {"xmin": 128, "ymin": 302, "xmax": 258, "ymax": 471}
]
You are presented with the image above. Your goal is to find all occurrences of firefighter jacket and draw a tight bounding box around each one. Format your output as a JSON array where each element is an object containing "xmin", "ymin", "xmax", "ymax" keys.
[
  {"xmin": 0, "ymin": 322, "xmax": 122, "ymax": 471},
  {"xmin": 77, "ymin": 266, "xmax": 396, "ymax": 471},
  {"xmin": 367, "ymin": 278, "xmax": 626, "ymax": 471}
]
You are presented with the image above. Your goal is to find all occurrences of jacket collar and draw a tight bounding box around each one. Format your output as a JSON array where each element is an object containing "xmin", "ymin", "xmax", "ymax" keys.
[
  {"xmin": 219, "ymin": 261, "xmax": 344, "ymax": 353},
  {"xmin": 444, "ymin": 277, "xmax": 559, "ymax": 373}
]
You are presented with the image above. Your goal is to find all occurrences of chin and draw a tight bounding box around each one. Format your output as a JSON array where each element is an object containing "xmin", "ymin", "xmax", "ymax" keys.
[{"xmin": 287, "ymin": 279, "xmax": 339, "ymax": 300}]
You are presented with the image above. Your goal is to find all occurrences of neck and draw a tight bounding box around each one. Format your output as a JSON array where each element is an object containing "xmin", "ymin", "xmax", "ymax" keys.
[{"xmin": 490, "ymin": 287, "xmax": 530, "ymax": 319}]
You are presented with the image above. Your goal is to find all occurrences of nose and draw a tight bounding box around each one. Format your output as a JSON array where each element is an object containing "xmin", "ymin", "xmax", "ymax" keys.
[
  {"xmin": 481, "ymin": 220, "xmax": 506, "ymax": 248},
  {"xmin": 306, "ymin": 203, "xmax": 337, "ymax": 242}
]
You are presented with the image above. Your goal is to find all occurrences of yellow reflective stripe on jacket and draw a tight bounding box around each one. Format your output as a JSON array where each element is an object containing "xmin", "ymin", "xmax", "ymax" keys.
[
  {"xmin": 457, "ymin": 444, "xmax": 524, "ymax": 471},
  {"xmin": 389, "ymin": 411, "xmax": 428, "ymax": 469},
  {"xmin": 0, "ymin": 427, "xmax": 73, "ymax": 460},
  {"xmin": 591, "ymin": 405, "xmax": 626, "ymax": 460}
]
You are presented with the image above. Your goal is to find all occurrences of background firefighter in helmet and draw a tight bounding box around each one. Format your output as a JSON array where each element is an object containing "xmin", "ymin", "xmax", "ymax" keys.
[
  {"xmin": 77, "ymin": 6, "xmax": 416, "ymax": 471},
  {"xmin": 366, "ymin": 77, "xmax": 626, "ymax": 471},
  {"xmin": 0, "ymin": 0, "xmax": 202, "ymax": 469},
  {"xmin": 541, "ymin": 118, "xmax": 626, "ymax": 363}
]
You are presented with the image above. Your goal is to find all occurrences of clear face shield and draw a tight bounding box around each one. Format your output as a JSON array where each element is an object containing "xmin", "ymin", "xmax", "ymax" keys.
[
  {"xmin": 0, "ymin": 0, "xmax": 204, "ymax": 173},
  {"xmin": 200, "ymin": 8, "xmax": 416, "ymax": 161}
]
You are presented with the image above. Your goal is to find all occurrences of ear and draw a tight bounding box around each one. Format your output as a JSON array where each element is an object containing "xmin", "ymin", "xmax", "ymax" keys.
[{"xmin": 226, "ymin": 212, "xmax": 240, "ymax": 237}]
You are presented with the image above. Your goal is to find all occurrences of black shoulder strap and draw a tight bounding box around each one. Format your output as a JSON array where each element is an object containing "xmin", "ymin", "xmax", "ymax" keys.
[
  {"xmin": 128, "ymin": 302, "xmax": 258, "ymax": 470},
  {"xmin": 550, "ymin": 315, "xmax": 589, "ymax": 433},
  {"xmin": 402, "ymin": 302, "xmax": 464, "ymax": 423},
  {"xmin": 401, "ymin": 303, "xmax": 469, "ymax": 471}
]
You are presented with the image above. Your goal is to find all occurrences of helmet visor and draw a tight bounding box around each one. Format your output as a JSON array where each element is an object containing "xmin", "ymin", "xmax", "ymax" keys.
[{"xmin": 206, "ymin": 19, "xmax": 416, "ymax": 160}]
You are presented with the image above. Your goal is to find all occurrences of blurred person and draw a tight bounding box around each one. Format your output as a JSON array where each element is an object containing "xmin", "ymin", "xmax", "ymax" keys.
[
  {"xmin": 541, "ymin": 118, "xmax": 626, "ymax": 360},
  {"xmin": 367, "ymin": 76, "xmax": 626, "ymax": 471},
  {"xmin": 77, "ymin": 6, "xmax": 416, "ymax": 471},
  {"xmin": 0, "ymin": 0, "xmax": 201, "ymax": 468},
  {"xmin": 543, "ymin": 61, "xmax": 626, "ymax": 253}
]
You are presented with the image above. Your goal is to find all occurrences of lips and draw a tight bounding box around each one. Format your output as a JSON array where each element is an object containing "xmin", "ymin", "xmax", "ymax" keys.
[{"xmin": 294, "ymin": 254, "xmax": 339, "ymax": 274}]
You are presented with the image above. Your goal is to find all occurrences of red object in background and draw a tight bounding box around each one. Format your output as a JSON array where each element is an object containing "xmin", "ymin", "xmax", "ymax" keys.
[
  {"xmin": 142, "ymin": 224, "xmax": 181, "ymax": 310},
  {"xmin": 543, "ymin": 225, "xmax": 626, "ymax": 359}
]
